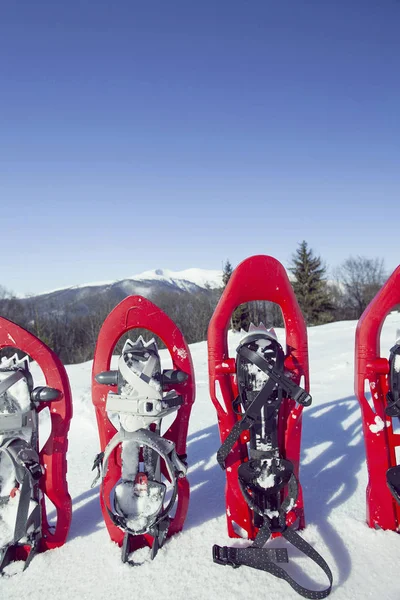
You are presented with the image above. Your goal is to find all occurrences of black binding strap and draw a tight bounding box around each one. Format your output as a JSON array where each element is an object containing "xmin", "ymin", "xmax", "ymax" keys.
[
  {"xmin": 217, "ymin": 342, "xmax": 311, "ymax": 470},
  {"xmin": 239, "ymin": 346, "xmax": 312, "ymax": 407},
  {"xmin": 217, "ymin": 374, "xmax": 278, "ymax": 469},
  {"xmin": 217, "ymin": 344, "xmax": 311, "ymax": 470}
]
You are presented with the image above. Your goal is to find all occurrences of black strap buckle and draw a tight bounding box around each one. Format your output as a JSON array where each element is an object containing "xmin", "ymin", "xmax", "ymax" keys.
[
  {"xmin": 212, "ymin": 545, "xmax": 240, "ymax": 568},
  {"xmin": 291, "ymin": 387, "xmax": 312, "ymax": 407},
  {"xmin": 26, "ymin": 461, "xmax": 43, "ymax": 481}
]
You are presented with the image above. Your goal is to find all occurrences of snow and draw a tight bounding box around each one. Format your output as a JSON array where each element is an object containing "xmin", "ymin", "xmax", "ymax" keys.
[
  {"xmin": 115, "ymin": 480, "xmax": 164, "ymax": 533},
  {"xmin": 2, "ymin": 314, "xmax": 400, "ymax": 598},
  {"xmin": 173, "ymin": 345, "xmax": 188, "ymax": 360},
  {"xmin": 369, "ymin": 416, "xmax": 385, "ymax": 434},
  {"xmin": 256, "ymin": 459, "xmax": 276, "ymax": 489}
]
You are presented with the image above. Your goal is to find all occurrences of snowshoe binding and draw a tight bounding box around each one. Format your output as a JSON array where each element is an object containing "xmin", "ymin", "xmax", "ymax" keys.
[
  {"xmin": 355, "ymin": 264, "xmax": 400, "ymax": 531},
  {"xmin": 92, "ymin": 296, "xmax": 195, "ymax": 563},
  {"xmin": 208, "ymin": 255, "xmax": 332, "ymax": 598},
  {"xmin": 385, "ymin": 343, "xmax": 400, "ymax": 505},
  {"xmin": 0, "ymin": 317, "xmax": 72, "ymax": 575}
]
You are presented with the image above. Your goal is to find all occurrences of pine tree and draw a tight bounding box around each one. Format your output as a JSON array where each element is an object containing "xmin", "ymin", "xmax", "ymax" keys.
[
  {"xmin": 231, "ymin": 303, "xmax": 251, "ymax": 332},
  {"xmin": 289, "ymin": 241, "xmax": 333, "ymax": 325},
  {"xmin": 222, "ymin": 259, "xmax": 251, "ymax": 332},
  {"xmin": 222, "ymin": 260, "xmax": 233, "ymax": 287}
]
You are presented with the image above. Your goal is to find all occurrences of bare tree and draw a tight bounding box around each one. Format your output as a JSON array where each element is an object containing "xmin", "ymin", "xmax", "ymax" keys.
[
  {"xmin": 0, "ymin": 285, "xmax": 27, "ymax": 325},
  {"xmin": 335, "ymin": 256, "xmax": 386, "ymax": 319}
]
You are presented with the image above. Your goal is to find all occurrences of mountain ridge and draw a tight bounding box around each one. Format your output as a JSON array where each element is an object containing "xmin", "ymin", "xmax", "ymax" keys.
[
  {"xmin": 18, "ymin": 268, "xmax": 224, "ymax": 319},
  {"xmin": 25, "ymin": 267, "xmax": 223, "ymax": 299}
]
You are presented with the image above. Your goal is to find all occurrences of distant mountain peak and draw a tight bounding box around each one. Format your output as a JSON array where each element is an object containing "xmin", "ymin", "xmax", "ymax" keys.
[{"xmin": 130, "ymin": 268, "xmax": 223, "ymax": 290}]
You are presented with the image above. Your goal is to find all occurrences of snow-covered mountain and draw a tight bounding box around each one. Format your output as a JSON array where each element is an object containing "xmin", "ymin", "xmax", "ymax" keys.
[
  {"xmin": 37, "ymin": 268, "xmax": 223, "ymax": 296},
  {"xmin": 132, "ymin": 268, "xmax": 223, "ymax": 290},
  {"xmin": 19, "ymin": 268, "xmax": 223, "ymax": 317}
]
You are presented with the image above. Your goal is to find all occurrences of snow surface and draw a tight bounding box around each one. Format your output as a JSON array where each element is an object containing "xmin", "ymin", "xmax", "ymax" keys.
[{"xmin": 3, "ymin": 315, "xmax": 400, "ymax": 598}]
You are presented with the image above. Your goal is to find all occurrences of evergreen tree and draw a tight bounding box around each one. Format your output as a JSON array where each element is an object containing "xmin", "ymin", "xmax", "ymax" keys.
[
  {"xmin": 222, "ymin": 260, "xmax": 233, "ymax": 287},
  {"xmin": 289, "ymin": 241, "xmax": 333, "ymax": 325},
  {"xmin": 222, "ymin": 259, "xmax": 251, "ymax": 332},
  {"xmin": 231, "ymin": 303, "xmax": 251, "ymax": 332}
]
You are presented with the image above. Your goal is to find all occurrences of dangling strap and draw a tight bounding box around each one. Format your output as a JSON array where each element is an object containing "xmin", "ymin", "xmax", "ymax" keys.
[
  {"xmin": 213, "ymin": 522, "xmax": 333, "ymax": 599},
  {"xmin": 213, "ymin": 464, "xmax": 333, "ymax": 599}
]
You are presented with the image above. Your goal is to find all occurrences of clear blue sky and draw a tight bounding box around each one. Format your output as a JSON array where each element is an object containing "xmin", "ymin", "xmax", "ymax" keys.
[{"xmin": 1, "ymin": 1, "xmax": 399, "ymax": 295}]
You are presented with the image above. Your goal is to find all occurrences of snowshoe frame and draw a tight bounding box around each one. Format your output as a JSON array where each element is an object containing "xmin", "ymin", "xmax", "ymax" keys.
[
  {"xmin": 92, "ymin": 295, "xmax": 195, "ymax": 556},
  {"xmin": 0, "ymin": 316, "xmax": 73, "ymax": 565},
  {"xmin": 355, "ymin": 264, "xmax": 400, "ymax": 531},
  {"xmin": 208, "ymin": 255, "xmax": 310, "ymax": 540}
]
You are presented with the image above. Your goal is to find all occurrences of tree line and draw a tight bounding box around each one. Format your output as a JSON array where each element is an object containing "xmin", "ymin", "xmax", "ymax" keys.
[
  {"xmin": 0, "ymin": 244, "xmax": 389, "ymax": 364},
  {"xmin": 223, "ymin": 242, "xmax": 388, "ymax": 331}
]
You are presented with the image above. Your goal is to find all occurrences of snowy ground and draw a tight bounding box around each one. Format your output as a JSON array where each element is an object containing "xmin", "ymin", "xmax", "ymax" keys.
[{"xmin": 2, "ymin": 315, "xmax": 400, "ymax": 599}]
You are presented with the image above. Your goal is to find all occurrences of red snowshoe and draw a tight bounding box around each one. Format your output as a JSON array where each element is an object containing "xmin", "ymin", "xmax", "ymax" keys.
[
  {"xmin": 355, "ymin": 264, "xmax": 400, "ymax": 531},
  {"xmin": 208, "ymin": 255, "xmax": 332, "ymax": 598},
  {"xmin": 0, "ymin": 317, "xmax": 72, "ymax": 574},
  {"xmin": 92, "ymin": 296, "xmax": 195, "ymax": 563}
]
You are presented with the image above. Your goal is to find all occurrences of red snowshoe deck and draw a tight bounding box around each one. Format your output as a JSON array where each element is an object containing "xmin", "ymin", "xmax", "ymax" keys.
[
  {"xmin": 207, "ymin": 255, "xmax": 310, "ymax": 540},
  {"xmin": 355, "ymin": 264, "xmax": 400, "ymax": 531},
  {"xmin": 92, "ymin": 295, "xmax": 195, "ymax": 555}
]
